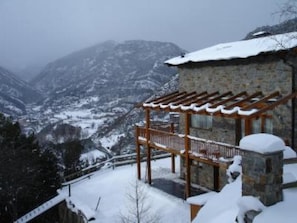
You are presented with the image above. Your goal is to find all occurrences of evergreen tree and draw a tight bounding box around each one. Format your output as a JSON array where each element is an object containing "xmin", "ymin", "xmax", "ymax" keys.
[
  {"xmin": 59, "ymin": 140, "xmax": 84, "ymax": 175},
  {"xmin": 0, "ymin": 113, "xmax": 61, "ymax": 222}
]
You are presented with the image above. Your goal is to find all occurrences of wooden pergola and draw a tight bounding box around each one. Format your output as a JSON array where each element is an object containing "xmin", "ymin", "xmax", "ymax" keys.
[{"xmin": 136, "ymin": 90, "xmax": 297, "ymax": 198}]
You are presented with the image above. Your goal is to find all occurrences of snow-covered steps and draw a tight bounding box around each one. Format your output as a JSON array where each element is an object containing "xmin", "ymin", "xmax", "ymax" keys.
[{"xmin": 14, "ymin": 193, "xmax": 67, "ymax": 223}]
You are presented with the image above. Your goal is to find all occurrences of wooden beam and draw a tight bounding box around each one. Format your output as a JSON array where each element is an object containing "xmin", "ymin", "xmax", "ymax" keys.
[
  {"xmin": 241, "ymin": 91, "xmax": 280, "ymax": 110},
  {"xmin": 185, "ymin": 91, "xmax": 220, "ymax": 106},
  {"xmin": 136, "ymin": 126, "xmax": 141, "ymax": 180},
  {"xmin": 171, "ymin": 154, "xmax": 175, "ymax": 173},
  {"xmin": 145, "ymin": 108, "xmax": 152, "ymax": 184},
  {"xmin": 170, "ymin": 91, "xmax": 207, "ymax": 106},
  {"xmin": 244, "ymin": 119, "xmax": 252, "ymax": 136},
  {"xmin": 202, "ymin": 91, "xmax": 233, "ymax": 105},
  {"xmin": 144, "ymin": 91, "xmax": 180, "ymax": 104},
  {"xmin": 223, "ymin": 91, "xmax": 263, "ymax": 110},
  {"xmin": 148, "ymin": 91, "xmax": 187, "ymax": 106},
  {"xmin": 211, "ymin": 91, "xmax": 247, "ymax": 110},
  {"xmin": 235, "ymin": 118, "xmax": 242, "ymax": 145},
  {"xmin": 248, "ymin": 92, "xmax": 297, "ymax": 119},
  {"xmin": 185, "ymin": 113, "xmax": 191, "ymax": 198}
]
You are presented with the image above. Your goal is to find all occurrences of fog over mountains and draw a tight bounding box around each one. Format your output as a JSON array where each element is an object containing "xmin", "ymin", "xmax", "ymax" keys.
[
  {"xmin": 0, "ymin": 39, "xmax": 182, "ymax": 154},
  {"xmin": 1, "ymin": 17, "xmax": 296, "ymax": 153}
]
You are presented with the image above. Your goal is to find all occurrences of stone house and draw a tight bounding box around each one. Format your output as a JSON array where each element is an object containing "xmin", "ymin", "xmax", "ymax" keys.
[
  {"xmin": 135, "ymin": 31, "xmax": 297, "ymax": 197},
  {"xmin": 166, "ymin": 31, "xmax": 297, "ymax": 147}
]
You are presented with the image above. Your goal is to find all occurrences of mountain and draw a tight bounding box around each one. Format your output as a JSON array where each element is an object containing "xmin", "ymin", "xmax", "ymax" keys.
[
  {"xmin": 0, "ymin": 66, "xmax": 42, "ymax": 116},
  {"xmin": 31, "ymin": 40, "xmax": 182, "ymax": 110},
  {"xmin": 28, "ymin": 40, "xmax": 183, "ymax": 153},
  {"xmin": 244, "ymin": 17, "xmax": 297, "ymax": 39}
]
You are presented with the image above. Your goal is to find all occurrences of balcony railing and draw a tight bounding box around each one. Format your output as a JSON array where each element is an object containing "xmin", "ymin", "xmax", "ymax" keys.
[{"xmin": 136, "ymin": 125, "xmax": 242, "ymax": 162}]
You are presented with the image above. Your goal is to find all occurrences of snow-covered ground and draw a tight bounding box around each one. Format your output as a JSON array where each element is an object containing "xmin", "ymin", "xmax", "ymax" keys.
[
  {"xmin": 59, "ymin": 157, "xmax": 190, "ymax": 223},
  {"xmin": 58, "ymin": 134, "xmax": 297, "ymax": 223}
]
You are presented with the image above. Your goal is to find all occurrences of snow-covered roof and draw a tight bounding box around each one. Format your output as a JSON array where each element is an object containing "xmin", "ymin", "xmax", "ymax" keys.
[{"xmin": 165, "ymin": 32, "xmax": 297, "ymax": 66}]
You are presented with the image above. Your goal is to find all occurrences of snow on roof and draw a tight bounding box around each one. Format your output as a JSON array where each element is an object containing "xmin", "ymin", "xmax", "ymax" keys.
[
  {"xmin": 165, "ymin": 32, "xmax": 297, "ymax": 66},
  {"xmin": 239, "ymin": 133, "xmax": 285, "ymax": 154}
]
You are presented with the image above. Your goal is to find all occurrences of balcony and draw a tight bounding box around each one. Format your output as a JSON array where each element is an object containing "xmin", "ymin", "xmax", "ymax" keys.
[{"xmin": 136, "ymin": 125, "xmax": 242, "ymax": 166}]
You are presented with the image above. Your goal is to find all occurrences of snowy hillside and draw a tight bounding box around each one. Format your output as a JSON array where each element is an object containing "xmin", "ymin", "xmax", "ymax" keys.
[
  {"xmin": 26, "ymin": 40, "xmax": 182, "ymax": 153},
  {"xmin": 0, "ymin": 66, "xmax": 42, "ymax": 116}
]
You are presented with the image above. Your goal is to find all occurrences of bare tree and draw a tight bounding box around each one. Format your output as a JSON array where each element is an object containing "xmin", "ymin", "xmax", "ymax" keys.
[
  {"xmin": 120, "ymin": 179, "xmax": 160, "ymax": 223},
  {"xmin": 275, "ymin": 0, "xmax": 297, "ymax": 21}
]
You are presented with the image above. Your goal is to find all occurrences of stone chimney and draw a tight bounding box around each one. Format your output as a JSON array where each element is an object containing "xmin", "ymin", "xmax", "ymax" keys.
[{"xmin": 240, "ymin": 133, "xmax": 284, "ymax": 206}]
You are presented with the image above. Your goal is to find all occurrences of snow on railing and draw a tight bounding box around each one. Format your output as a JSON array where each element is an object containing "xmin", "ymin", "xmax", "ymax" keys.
[
  {"xmin": 14, "ymin": 193, "xmax": 67, "ymax": 223},
  {"xmin": 136, "ymin": 126, "xmax": 242, "ymax": 160}
]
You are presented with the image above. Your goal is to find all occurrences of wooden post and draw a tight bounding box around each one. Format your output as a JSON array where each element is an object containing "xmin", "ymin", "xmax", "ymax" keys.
[
  {"xmin": 185, "ymin": 113, "xmax": 191, "ymax": 198},
  {"xmin": 135, "ymin": 126, "xmax": 141, "ymax": 180},
  {"xmin": 145, "ymin": 109, "xmax": 152, "ymax": 185},
  {"xmin": 235, "ymin": 118, "xmax": 241, "ymax": 145},
  {"xmin": 170, "ymin": 122, "xmax": 174, "ymax": 133},
  {"xmin": 171, "ymin": 154, "xmax": 175, "ymax": 173},
  {"xmin": 244, "ymin": 118, "xmax": 252, "ymax": 136}
]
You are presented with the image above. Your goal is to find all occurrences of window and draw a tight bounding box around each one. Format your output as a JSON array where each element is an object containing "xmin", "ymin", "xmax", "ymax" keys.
[
  {"xmin": 242, "ymin": 116, "xmax": 273, "ymax": 136},
  {"xmin": 191, "ymin": 114, "xmax": 212, "ymax": 130}
]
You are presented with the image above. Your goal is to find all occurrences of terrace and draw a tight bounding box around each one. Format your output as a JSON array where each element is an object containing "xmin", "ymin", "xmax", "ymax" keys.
[{"xmin": 135, "ymin": 90, "xmax": 297, "ymax": 198}]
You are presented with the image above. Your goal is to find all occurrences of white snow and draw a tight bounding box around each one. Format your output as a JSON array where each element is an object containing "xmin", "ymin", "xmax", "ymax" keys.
[
  {"xmin": 283, "ymin": 163, "xmax": 297, "ymax": 184},
  {"xmin": 239, "ymin": 133, "xmax": 285, "ymax": 154},
  {"xmin": 283, "ymin": 146, "xmax": 297, "ymax": 159},
  {"xmin": 226, "ymin": 155, "xmax": 242, "ymax": 183},
  {"xmin": 253, "ymin": 188, "xmax": 297, "ymax": 223},
  {"xmin": 237, "ymin": 196, "xmax": 266, "ymax": 223},
  {"xmin": 192, "ymin": 143, "xmax": 297, "ymax": 223},
  {"xmin": 165, "ymin": 32, "xmax": 297, "ymax": 65},
  {"xmin": 15, "ymin": 193, "xmax": 67, "ymax": 223},
  {"xmin": 187, "ymin": 191, "xmax": 217, "ymax": 206},
  {"xmin": 80, "ymin": 150, "xmax": 106, "ymax": 165},
  {"xmin": 59, "ymin": 157, "xmax": 190, "ymax": 223},
  {"xmin": 99, "ymin": 133, "xmax": 125, "ymax": 149},
  {"xmin": 193, "ymin": 177, "xmax": 241, "ymax": 223},
  {"xmin": 143, "ymin": 101, "xmax": 261, "ymax": 116},
  {"xmin": 193, "ymin": 170, "xmax": 297, "ymax": 223}
]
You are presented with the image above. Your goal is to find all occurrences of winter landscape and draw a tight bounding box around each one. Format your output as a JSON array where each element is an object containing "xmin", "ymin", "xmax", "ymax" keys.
[{"xmin": 1, "ymin": 0, "xmax": 297, "ymax": 223}]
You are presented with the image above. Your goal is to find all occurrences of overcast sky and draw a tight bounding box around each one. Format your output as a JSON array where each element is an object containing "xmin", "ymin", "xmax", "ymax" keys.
[{"xmin": 0, "ymin": 0, "xmax": 289, "ymax": 73}]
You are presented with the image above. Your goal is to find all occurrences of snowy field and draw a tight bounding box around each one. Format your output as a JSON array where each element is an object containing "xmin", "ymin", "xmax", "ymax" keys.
[
  {"xmin": 58, "ymin": 135, "xmax": 297, "ymax": 223},
  {"xmin": 59, "ymin": 157, "xmax": 190, "ymax": 223}
]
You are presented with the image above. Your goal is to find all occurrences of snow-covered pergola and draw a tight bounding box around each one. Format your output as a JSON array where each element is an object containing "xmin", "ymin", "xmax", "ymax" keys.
[
  {"xmin": 142, "ymin": 90, "xmax": 297, "ymax": 134},
  {"xmin": 136, "ymin": 90, "xmax": 297, "ymax": 198}
]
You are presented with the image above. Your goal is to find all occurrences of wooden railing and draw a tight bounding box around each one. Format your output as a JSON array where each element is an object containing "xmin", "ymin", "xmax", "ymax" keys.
[{"xmin": 136, "ymin": 125, "xmax": 242, "ymax": 161}]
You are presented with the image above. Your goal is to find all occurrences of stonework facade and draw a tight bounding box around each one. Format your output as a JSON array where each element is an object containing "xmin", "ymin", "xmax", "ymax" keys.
[
  {"xmin": 177, "ymin": 53, "xmax": 296, "ymax": 191},
  {"xmin": 178, "ymin": 55, "xmax": 296, "ymax": 147}
]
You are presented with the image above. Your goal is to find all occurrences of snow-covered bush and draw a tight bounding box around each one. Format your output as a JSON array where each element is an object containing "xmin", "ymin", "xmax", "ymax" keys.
[{"xmin": 226, "ymin": 155, "xmax": 242, "ymax": 183}]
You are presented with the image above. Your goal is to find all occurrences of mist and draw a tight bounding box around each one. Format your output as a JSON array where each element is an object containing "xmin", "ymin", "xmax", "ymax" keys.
[{"xmin": 0, "ymin": 0, "xmax": 288, "ymax": 75}]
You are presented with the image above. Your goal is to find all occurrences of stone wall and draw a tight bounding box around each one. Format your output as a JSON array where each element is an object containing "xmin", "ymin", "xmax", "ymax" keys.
[
  {"xmin": 180, "ymin": 157, "xmax": 230, "ymax": 191},
  {"xmin": 178, "ymin": 55, "xmax": 295, "ymax": 146},
  {"xmin": 241, "ymin": 150, "xmax": 283, "ymax": 206}
]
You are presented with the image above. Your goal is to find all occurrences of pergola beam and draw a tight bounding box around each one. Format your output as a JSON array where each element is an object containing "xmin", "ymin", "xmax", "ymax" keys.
[{"xmin": 141, "ymin": 90, "xmax": 297, "ymax": 119}]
